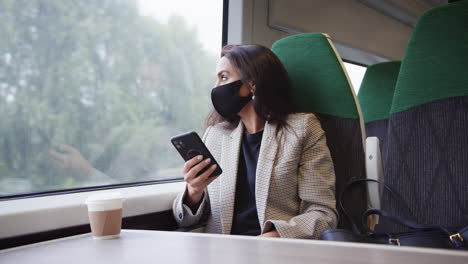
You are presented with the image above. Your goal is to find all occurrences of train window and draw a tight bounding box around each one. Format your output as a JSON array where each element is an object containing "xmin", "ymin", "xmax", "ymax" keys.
[
  {"xmin": 343, "ymin": 62, "xmax": 367, "ymax": 94},
  {"xmin": 0, "ymin": 0, "xmax": 223, "ymax": 197}
]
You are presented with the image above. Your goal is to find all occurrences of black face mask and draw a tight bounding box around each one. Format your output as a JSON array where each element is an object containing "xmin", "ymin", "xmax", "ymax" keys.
[{"xmin": 211, "ymin": 80, "xmax": 252, "ymax": 119}]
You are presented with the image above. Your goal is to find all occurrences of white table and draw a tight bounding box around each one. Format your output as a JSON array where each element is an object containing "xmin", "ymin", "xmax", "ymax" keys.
[{"xmin": 1, "ymin": 230, "xmax": 467, "ymax": 264}]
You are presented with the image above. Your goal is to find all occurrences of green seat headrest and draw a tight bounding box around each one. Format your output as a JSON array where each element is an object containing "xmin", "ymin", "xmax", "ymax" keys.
[
  {"xmin": 272, "ymin": 33, "xmax": 359, "ymax": 119},
  {"xmin": 391, "ymin": 1, "xmax": 468, "ymax": 114},
  {"xmin": 358, "ymin": 61, "xmax": 401, "ymax": 123}
]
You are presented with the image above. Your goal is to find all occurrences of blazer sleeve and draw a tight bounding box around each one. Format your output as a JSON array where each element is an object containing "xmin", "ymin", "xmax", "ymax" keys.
[
  {"xmin": 173, "ymin": 188, "xmax": 210, "ymax": 227},
  {"xmin": 172, "ymin": 126, "xmax": 213, "ymax": 227},
  {"xmin": 264, "ymin": 114, "xmax": 338, "ymax": 239}
]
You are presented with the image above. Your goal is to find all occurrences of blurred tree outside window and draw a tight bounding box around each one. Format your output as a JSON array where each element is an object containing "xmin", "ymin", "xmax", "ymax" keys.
[{"xmin": 0, "ymin": 0, "xmax": 222, "ymax": 195}]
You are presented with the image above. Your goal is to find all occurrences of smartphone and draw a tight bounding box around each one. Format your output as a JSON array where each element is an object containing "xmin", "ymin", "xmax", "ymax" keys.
[{"xmin": 171, "ymin": 131, "xmax": 222, "ymax": 177}]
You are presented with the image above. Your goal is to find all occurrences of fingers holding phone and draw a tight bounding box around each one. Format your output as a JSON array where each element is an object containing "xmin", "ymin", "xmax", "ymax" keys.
[
  {"xmin": 184, "ymin": 156, "xmax": 217, "ymax": 180},
  {"xmin": 171, "ymin": 131, "xmax": 223, "ymax": 206},
  {"xmin": 182, "ymin": 155, "xmax": 219, "ymax": 205}
]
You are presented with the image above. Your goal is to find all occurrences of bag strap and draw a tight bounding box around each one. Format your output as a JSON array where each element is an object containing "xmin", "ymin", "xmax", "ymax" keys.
[
  {"xmin": 363, "ymin": 209, "xmax": 446, "ymax": 232},
  {"xmin": 338, "ymin": 178, "xmax": 414, "ymax": 234}
]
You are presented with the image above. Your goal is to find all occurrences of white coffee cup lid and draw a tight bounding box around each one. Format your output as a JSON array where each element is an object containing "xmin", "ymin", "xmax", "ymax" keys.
[
  {"xmin": 85, "ymin": 192, "xmax": 123, "ymax": 204},
  {"xmin": 85, "ymin": 192, "xmax": 123, "ymax": 211}
]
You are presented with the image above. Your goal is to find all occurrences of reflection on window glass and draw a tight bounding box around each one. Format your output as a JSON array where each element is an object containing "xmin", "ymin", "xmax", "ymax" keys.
[
  {"xmin": 343, "ymin": 62, "xmax": 367, "ymax": 94},
  {"xmin": 0, "ymin": 0, "xmax": 223, "ymax": 196}
]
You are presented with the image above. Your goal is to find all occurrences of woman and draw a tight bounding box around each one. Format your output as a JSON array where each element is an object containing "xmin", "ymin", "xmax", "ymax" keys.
[{"xmin": 173, "ymin": 44, "xmax": 337, "ymax": 239}]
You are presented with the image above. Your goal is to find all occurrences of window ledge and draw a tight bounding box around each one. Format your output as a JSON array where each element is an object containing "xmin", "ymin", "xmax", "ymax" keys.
[{"xmin": 0, "ymin": 182, "xmax": 185, "ymax": 239}]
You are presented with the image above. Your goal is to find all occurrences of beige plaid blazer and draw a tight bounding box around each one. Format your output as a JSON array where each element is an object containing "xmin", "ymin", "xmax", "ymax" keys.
[{"xmin": 173, "ymin": 113, "xmax": 337, "ymax": 239}]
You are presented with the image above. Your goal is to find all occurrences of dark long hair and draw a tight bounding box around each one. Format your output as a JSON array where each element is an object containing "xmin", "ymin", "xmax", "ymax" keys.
[{"xmin": 205, "ymin": 44, "xmax": 294, "ymax": 129}]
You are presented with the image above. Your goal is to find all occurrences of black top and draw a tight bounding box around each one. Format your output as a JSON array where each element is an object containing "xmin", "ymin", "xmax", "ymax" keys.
[{"xmin": 230, "ymin": 129, "xmax": 263, "ymax": 236}]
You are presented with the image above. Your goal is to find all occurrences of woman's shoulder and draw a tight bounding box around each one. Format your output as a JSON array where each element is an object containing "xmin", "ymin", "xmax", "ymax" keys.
[
  {"xmin": 286, "ymin": 112, "xmax": 320, "ymax": 128},
  {"xmin": 204, "ymin": 121, "xmax": 237, "ymax": 140},
  {"xmin": 283, "ymin": 113, "xmax": 324, "ymax": 141}
]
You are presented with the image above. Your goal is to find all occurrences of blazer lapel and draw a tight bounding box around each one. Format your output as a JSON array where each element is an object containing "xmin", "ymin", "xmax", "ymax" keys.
[
  {"xmin": 256, "ymin": 121, "xmax": 280, "ymax": 231},
  {"xmin": 219, "ymin": 122, "xmax": 244, "ymax": 234}
]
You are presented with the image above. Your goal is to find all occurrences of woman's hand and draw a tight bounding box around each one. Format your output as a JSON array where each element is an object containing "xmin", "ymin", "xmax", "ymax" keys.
[
  {"xmin": 258, "ymin": 230, "xmax": 280, "ymax": 238},
  {"xmin": 49, "ymin": 144, "xmax": 94, "ymax": 179},
  {"xmin": 183, "ymin": 155, "xmax": 219, "ymax": 208}
]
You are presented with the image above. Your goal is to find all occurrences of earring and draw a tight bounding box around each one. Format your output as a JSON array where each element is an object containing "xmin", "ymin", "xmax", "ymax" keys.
[{"xmin": 252, "ymin": 94, "xmax": 255, "ymax": 100}]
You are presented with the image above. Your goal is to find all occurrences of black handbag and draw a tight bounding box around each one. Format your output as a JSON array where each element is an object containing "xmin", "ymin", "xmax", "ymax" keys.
[{"xmin": 321, "ymin": 179, "xmax": 468, "ymax": 250}]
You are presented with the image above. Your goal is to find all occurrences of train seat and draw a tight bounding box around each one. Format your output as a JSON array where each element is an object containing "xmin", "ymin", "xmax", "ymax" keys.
[
  {"xmin": 272, "ymin": 33, "xmax": 369, "ymax": 233},
  {"xmin": 380, "ymin": 0, "xmax": 468, "ymax": 232}
]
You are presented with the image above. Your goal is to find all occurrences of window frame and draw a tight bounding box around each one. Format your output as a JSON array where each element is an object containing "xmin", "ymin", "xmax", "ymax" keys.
[
  {"xmin": 0, "ymin": 0, "xmax": 227, "ymax": 242},
  {"xmin": 0, "ymin": 178, "xmax": 183, "ymax": 201},
  {"xmin": 0, "ymin": 0, "xmax": 229, "ymax": 201}
]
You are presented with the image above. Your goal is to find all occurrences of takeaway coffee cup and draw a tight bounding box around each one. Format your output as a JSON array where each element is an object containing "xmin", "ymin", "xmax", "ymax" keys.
[{"xmin": 85, "ymin": 192, "xmax": 123, "ymax": 239}]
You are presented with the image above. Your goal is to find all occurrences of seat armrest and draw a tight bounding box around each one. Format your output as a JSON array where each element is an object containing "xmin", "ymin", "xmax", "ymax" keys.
[{"xmin": 365, "ymin": 137, "xmax": 384, "ymax": 210}]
